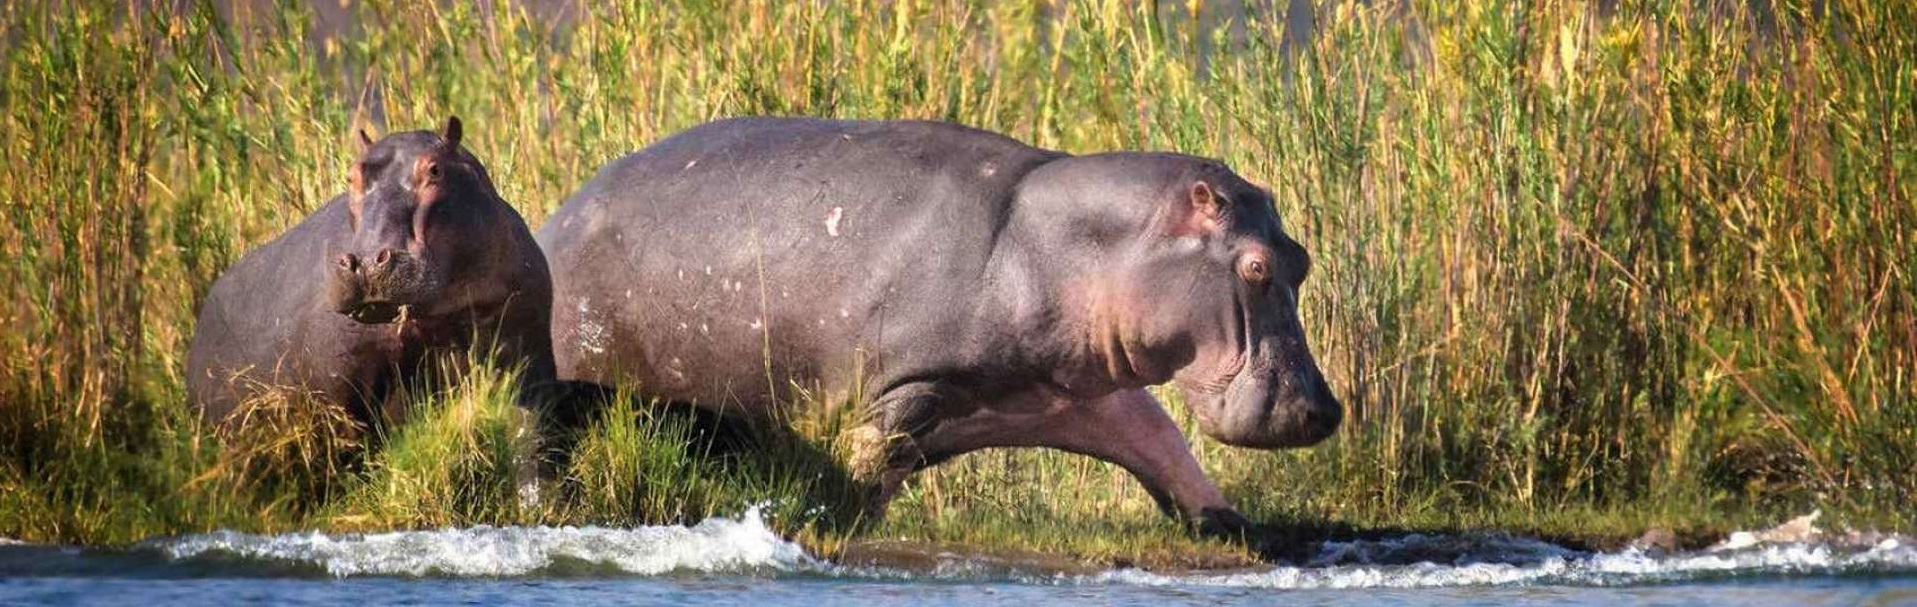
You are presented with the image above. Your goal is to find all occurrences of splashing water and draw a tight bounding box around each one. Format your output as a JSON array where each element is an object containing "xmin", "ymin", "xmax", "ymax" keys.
[
  {"xmin": 130, "ymin": 511, "xmax": 1917, "ymax": 589},
  {"xmin": 0, "ymin": 511, "xmax": 1912, "ymax": 602},
  {"xmin": 1087, "ymin": 511, "xmax": 1914, "ymax": 589},
  {"xmin": 1091, "ymin": 532, "xmax": 1915, "ymax": 590},
  {"xmin": 153, "ymin": 507, "xmax": 812, "ymax": 578}
]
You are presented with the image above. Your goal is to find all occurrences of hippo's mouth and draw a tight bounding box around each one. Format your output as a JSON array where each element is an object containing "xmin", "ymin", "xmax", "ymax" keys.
[{"xmin": 343, "ymin": 302, "xmax": 405, "ymax": 324}]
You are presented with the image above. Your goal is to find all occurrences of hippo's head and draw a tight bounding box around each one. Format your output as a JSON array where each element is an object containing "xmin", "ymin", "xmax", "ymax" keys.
[
  {"xmin": 1159, "ymin": 174, "xmax": 1341, "ymax": 450},
  {"xmin": 1031, "ymin": 155, "xmax": 1341, "ymax": 449},
  {"xmin": 327, "ymin": 117, "xmax": 514, "ymax": 324}
]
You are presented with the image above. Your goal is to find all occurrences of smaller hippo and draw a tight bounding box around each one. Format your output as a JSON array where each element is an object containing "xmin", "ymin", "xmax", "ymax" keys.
[{"xmin": 185, "ymin": 117, "xmax": 555, "ymax": 434}]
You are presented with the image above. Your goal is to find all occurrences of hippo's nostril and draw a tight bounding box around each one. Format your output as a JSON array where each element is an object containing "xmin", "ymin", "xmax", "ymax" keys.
[
  {"xmin": 375, "ymin": 249, "xmax": 395, "ymax": 268},
  {"xmin": 336, "ymin": 254, "xmax": 359, "ymax": 272}
]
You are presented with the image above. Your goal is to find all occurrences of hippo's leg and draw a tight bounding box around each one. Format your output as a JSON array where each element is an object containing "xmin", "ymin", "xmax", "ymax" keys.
[
  {"xmin": 456, "ymin": 327, "xmax": 562, "ymax": 506},
  {"xmin": 910, "ymin": 388, "xmax": 1252, "ymax": 536},
  {"xmin": 513, "ymin": 352, "xmax": 582, "ymax": 470},
  {"xmin": 848, "ymin": 382, "xmax": 949, "ymax": 516},
  {"xmin": 507, "ymin": 346, "xmax": 589, "ymax": 508}
]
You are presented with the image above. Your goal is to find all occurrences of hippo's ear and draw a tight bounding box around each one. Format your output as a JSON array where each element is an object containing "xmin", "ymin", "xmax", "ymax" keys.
[
  {"xmin": 441, "ymin": 116, "xmax": 463, "ymax": 149},
  {"xmin": 358, "ymin": 128, "xmax": 375, "ymax": 150},
  {"xmin": 1190, "ymin": 182, "xmax": 1224, "ymax": 218},
  {"xmin": 1172, "ymin": 181, "xmax": 1227, "ymax": 236}
]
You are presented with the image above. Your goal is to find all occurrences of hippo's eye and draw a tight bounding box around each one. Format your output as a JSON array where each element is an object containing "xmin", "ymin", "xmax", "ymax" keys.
[
  {"xmin": 427, "ymin": 162, "xmax": 441, "ymax": 180},
  {"xmin": 1239, "ymin": 257, "xmax": 1271, "ymax": 286}
]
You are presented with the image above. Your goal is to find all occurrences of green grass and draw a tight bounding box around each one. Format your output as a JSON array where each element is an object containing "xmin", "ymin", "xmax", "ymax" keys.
[{"xmin": 1, "ymin": 0, "xmax": 1912, "ymax": 567}]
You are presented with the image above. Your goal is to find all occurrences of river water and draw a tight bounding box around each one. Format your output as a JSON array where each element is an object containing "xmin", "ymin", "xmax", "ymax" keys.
[{"xmin": 3, "ymin": 510, "xmax": 1913, "ymax": 606}]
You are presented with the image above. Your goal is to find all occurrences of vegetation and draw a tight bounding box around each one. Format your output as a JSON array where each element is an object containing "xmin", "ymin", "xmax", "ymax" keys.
[{"xmin": 2, "ymin": 0, "xmax": 1911, "ymax": 567}]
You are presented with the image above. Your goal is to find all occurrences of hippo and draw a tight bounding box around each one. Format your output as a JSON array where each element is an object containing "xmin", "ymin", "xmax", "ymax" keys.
[
  {"xmin": 185, "ymin": 117, "xmax": 557, "ymax": 435},
  {"xmin": 536, "ymin": 117, "xmax": 1340, "ymax": 533}
]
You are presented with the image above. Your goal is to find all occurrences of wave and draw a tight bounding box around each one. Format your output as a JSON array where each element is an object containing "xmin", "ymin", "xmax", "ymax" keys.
[
  {"xmin": 152, "ymin": 507, "xmax": 814, "ymax": 578},
  {"xmin": 4, "ymin": 511, "xmax": 1912, "ymax": 588},
  {"xmin": 1086, "ymin": 532, "xmax": 1915, "ymax": 589}
]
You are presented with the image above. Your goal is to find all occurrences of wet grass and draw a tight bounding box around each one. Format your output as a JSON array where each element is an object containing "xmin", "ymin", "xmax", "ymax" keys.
[{"xmin": 2, "ymin": 0, "xmax": 1913, "ymax": 567}]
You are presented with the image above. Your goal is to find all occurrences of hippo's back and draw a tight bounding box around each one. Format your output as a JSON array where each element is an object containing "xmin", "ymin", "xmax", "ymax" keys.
[
  {"xmin": 538, "ymin": 117, "xmax": 1065, "ymax": 412},
  {"xmin": 542, "ymin": 117, "xmax": 1051, "ymax": 235}
]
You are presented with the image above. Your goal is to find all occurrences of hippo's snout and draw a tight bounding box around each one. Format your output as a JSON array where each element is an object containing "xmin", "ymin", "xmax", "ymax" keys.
[
  {"xmin": 327, "ymin": 248, "xmax": 434, "ymax": 324},
  {"xmin": 1188, "ymin": 367, "xmax": 1342, "ymax": 450}
]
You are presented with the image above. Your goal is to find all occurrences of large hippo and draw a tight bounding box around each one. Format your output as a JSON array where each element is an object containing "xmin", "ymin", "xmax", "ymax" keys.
[
  {"xmin": 537, "ymin": 117, "xmax": 1340, "ymax": 533},
  {"xmin": 186, "ymin": 117, "xmax": 556, "ymax": 434}
]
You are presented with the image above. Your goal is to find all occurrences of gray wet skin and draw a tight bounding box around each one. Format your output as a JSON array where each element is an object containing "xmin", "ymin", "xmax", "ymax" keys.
[
  {"xmin": 538, "ymin": 117, "xmax": 1340, "ymax": 534},
  {"xmin": 186, "ymin": 117, "xmax": 556, "ymax": 431}
]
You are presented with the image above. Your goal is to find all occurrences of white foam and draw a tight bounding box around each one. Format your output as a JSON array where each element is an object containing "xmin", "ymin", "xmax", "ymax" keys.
[
  {"xmin": 0, "ymin": 537, "xmax": 25, "ymax": 546},
  {"xmin": 141, "ymin": 511, "xmax": 1917, "ymax": 588},
  {"xmin": 1715, "ymin": 510, "xmax": 1824, "ymax": 550},
  {"xmin": 1081, "ymin": 523, "xmax": 1917, "ymax": 590},
  {"xmin": 156, "ymin": 507, "xmax": 813, "ymax": 578}
]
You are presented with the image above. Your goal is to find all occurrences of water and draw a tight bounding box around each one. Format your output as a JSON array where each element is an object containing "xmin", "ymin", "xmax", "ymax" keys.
[{"xmin": 3, "ymin": 511, "xmax": 1914, "ymax": 606}]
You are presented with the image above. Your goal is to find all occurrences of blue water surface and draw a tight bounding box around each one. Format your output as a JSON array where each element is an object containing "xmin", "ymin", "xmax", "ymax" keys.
[{"xmin": 4, "ymin": 573, "xmax": 1916, "ymax": 606}]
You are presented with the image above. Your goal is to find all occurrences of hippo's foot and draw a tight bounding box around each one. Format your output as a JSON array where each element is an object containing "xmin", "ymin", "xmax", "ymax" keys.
[
  {"xmin": 1195, "ymin": 506, "xmax": 1255, "ymax": 539},
  {"xmin": 842, "ymin": 425, "xmax": 923, "ymax": 519},
  {"xmin": 842, "ymin": 425, "xmax": 890, "ymax": 481}
]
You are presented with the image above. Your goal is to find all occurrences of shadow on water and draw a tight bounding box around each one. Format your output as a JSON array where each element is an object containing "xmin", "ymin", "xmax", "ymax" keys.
[
  {"xmin": 0, "ymin": 543, "xmax": 332, "ymax": 580},
  {"xmin": 1231, "ymin": 512, "xmax": 1734, "ymax": 566},
  {"xmin": 1233, "ymin": 517, "xmax": 1575, "ymax": 565}
]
